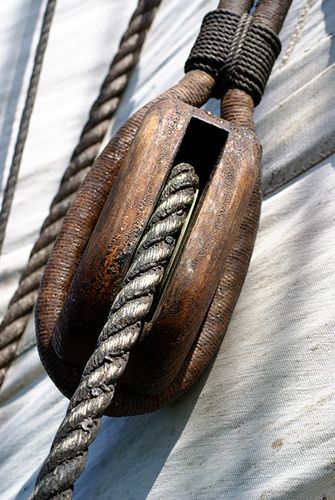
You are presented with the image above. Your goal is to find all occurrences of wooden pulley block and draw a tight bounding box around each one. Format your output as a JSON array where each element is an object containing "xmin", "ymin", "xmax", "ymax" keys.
[{"xmin": 36, "ymin": 97, "xmax": 261, "ymax": 416}]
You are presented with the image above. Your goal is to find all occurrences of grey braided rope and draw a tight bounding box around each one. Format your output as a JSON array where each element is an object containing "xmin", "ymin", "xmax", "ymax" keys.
[
  {"xmin": 0, "ymin": 0, "xmax": 57, "ymax": 257},
  {"xmin": 32, "ymin": 163, "xmax": 199, "ymax": 499},
  {"xmin": 0, "ymin": 0, "xmax": 161, "ymax": 386}
]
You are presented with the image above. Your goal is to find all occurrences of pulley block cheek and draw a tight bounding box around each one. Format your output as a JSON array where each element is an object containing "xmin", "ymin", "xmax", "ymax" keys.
[{"xmin": 36, "ymin": 96, "xmax": 261, "ymax": 415}]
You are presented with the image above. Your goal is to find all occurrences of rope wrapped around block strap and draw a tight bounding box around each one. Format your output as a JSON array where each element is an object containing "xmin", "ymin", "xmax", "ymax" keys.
[{"xmin": 184, "ymin": 10, "xmax": 281, "ymax": 105}]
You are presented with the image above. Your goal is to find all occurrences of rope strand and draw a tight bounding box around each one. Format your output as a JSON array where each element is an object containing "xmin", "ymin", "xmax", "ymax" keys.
[
  {"xmin": 32, "ymin": 163, "xmax": 199, "ymax": 499},
  {"xmin": 0, "ymin": 0, "xmax": 161, "ymax": 387}
]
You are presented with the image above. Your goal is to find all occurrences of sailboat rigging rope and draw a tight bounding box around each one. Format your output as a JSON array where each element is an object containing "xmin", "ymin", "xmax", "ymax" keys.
[
  {"xmin": 32, "ymin": 163, "xmax": 199, "ymax": 499},
  {"xmin": 0, "ymin": 0, "xmax": 293, "ymax": 497},
  {"xmin": 0, "ymin": 0, "xmax": 57, "ymax": 256},
  {"xmin": 0, "ymin": 0, "xmax": 161, "ymax": 387}
]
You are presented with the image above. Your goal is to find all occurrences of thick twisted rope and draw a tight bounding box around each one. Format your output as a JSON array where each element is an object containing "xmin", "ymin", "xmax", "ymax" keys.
[
  {"xmin": 0, "ymin": 0, "xmax": 161, "ymax": 386},
  {"xmin": 0, "ymin": 0, "xmax": 57, "ymax": 256},
  {"xmin": 32, "ymin": 163, "xmax": 199, "ymax": 499}
]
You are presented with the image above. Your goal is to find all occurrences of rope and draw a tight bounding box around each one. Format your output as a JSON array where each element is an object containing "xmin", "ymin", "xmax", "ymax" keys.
[
  {"xmin": 0, "ymin": 0, "xmax": 161, "ymax": 387},
  {"xmin": 224, "ymin": 13, "xmax": 252, "ymax": 78},
  {"xmin": 32, "ymin": 163, "xmax": 199, "ymax": 499},
  {"xmin": 0, "ymin": 0, "xmax": 57, "ymax": 255},
  {"xmin": 184, "ymin": 9, "xmax": 281, "ymax": 104}
]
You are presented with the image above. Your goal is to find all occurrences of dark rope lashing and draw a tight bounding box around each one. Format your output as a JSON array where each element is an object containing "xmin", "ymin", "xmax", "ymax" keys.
[
  {"xmin": 184, "ymin": 9, "xmax": 281, "ymax": 104},
  {"xmin": 32, "ymin": 164, "xmax": 199, "ymax": 500},
  {"xmin": 0, "ymin": 0, "xmax": 162, "ymax": 387}
]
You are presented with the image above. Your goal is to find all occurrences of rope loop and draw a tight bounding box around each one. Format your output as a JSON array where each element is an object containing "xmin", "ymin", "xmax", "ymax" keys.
[{"xmin": 184, "ymin": 9, "xmax": 281, "ymax": 105}]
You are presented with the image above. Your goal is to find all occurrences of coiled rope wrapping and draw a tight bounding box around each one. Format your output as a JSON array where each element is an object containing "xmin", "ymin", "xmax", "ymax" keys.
[
  {"xmin": 184, "ymin": 9, "xmax": 281, "ymax": 105},
  {"xmin": 0, "ymin": 0, "xmax": 161, "ymax": 386},
  {"xmin": 32, "ymin": 163, "xmax": 199, "ymax": 499}
]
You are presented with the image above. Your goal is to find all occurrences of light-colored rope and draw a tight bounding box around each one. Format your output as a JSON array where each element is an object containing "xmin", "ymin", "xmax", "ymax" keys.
[
  {"xmin": 32, "ymin": 163, "xmax": 199, "ymax": 499},
  {"xmin": 0, "ymin": 0, "xmax": 162, "ymax": 386}
]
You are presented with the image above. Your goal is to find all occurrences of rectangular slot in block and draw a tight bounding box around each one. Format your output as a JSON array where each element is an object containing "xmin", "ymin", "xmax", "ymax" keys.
[
  {"xmin": 174, "ymin": 116, "xmax": 229, "ymax": 190},
  {"xmin": 144, "ymin": 116, "xmax": 229, "ymax": 323}
]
